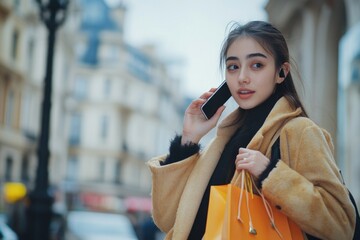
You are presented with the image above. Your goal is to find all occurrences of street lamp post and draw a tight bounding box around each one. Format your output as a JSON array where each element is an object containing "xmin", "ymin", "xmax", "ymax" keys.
[{"xmin": 27, "ymin": 1, "xmax": 68, "ymax": 239}]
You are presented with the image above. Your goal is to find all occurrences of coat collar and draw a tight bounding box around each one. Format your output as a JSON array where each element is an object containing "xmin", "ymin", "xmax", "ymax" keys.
[{"xmin": 217, "ymin": 97, "xmax": 302, "ymax": 154}]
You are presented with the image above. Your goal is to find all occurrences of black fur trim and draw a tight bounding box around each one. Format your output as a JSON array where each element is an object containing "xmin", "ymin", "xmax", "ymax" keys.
[
  {"xmin": 160, "ymin": 135, "xmax": 200, "ymax": 166},
  {"xmin": 258, "ymin": 138, "xmax": 280, "ymax": 188}
]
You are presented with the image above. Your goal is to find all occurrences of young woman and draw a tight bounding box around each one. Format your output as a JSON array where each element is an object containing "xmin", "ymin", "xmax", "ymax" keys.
[{"xmin": 148, "ymin": 21, "xmax": 356, "ymax": 240}]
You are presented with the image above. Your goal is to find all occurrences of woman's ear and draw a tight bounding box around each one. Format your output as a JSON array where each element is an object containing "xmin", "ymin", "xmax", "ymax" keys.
[
  {"xmin": 276, "ymin": 62, "xmax": 290, "ymax": 84},
  {"xmin": 279, "ymin": 69, "xmax": 285, "ymax": 78}
]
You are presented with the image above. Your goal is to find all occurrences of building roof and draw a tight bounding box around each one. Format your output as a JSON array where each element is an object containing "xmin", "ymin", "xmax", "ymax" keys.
[{"xmin": 79, "ymin": 0, "xmax": 121, "ymax": 65}]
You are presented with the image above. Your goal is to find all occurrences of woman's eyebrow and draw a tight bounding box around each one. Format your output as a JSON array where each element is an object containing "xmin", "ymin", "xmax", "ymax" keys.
[
  {"xmin": 225, "ymin": 53, "xmax": 267, "ymax": 62},
  {"xmin": 225, "ymin": 56, "xmax": 238, "ymax": 62},
  {"xmin": 247, "ymin": 53, "xmax": 267, "ymax": 59}
]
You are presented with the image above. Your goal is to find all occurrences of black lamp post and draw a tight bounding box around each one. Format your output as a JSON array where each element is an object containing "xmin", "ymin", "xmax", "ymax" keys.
[{"xmin": 26, "ymin": 1, "xmax": 68, "ymax": 240}]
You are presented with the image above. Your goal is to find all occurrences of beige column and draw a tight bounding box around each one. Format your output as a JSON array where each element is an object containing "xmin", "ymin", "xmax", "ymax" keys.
[
  {"xmin": 266, "ymin": 0, "xmax": 346, "ymax": 144},
  {"xmin": 311, "ymin": 1, "xmax": 346, "ymax": 143}
]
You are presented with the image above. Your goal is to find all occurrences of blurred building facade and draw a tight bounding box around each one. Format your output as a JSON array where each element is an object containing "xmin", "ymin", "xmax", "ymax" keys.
[
  {"xmin": 0, "ymin": 0, "xmax": 185, "ymax": 216},
  {"xmin": 64, "ymin": 0, "xmax": 184, "ymax": 212},
  {"xmin": 0, "ymin": 0, "xmax": 72, "ymax": 206},
  {"xmin": 266, "ymin": 0, "xmax": 360, "ymax": 205}
]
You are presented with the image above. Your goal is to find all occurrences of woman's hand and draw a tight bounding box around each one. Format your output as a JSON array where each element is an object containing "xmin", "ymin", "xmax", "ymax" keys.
[
  {"xmin": 235, "ymin": 148, "xmax": 270, "ymax": 178},
  {"xmin": 181, "ymin": 88, "xmax": 226, "ymax": 145}
]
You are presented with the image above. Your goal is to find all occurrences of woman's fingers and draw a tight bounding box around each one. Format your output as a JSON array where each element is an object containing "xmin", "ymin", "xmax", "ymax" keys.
[
  {"xmin": 191, "ymin": 98, "xmax": 206, "ymax": 106},
  {"xmin": 236, "ymin": 155, "xmax": 254, "ymax": 168},
  {"xmin": 235, "ymin": 148, "xmax": 270, "ymax": 178},
  {"xmin": 235, "ymin": 148, "xmax": 250, "ymax": 163},
  {"xmin": 199, "ymin": 88, "xmax": 217, "ymax": 100}
]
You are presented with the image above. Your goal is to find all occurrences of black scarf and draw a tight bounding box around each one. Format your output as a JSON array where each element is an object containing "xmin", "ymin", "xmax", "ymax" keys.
[{"xmin": 188, "ymin": 91, "xmax": 282, "ymax": 239}]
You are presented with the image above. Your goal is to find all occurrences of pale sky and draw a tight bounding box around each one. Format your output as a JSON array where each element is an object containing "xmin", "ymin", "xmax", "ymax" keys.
[{"xmin": 108, "ymin": 0, "xmax": 268, "ymax": 98}]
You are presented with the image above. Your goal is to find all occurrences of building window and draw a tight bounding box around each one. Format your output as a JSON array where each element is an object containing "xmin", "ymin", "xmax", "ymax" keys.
[
  {"xmin": 69, "ymin": 113, "xmax": 81, "ymax": 145},
  {"xmin": 11, "ymin": 30, "xmax": 19, "ymax": 60},
  {"xmin": 98, "ymin": 159, "xmax": 105, "ymax": 182},
  {"xmin": 127, "ymin": 46, "xmax": 151, "ymax": 82},
  {"xmin": 104, "ymin": 78, "xmax": 111, "ymax": 98},
  {"xmin": 13, "ymin": 0, "xmax": 21, "ymax": 13},
  {"xmin": 114, "ymin": 161, "xmax": 121, "ymax": 183},
  {"xmin": 101, "ymin": 44, "xmax": 120, "ymax": 63},
  {"xmin": 21, "ymin": 155, "xmax": 29, "ymax": 182},
  {"xmin": 5, "ymin": 90, "xmax": 15, "ymax": 127},
  {"xmin": 82, "ymin": 1, "xmax": 103, "ymax": 24},
  {"xmin": 351, "ymin": 62, "xmax": 360, "ymax": 83},
  {"xmin": 21, "ymin": 91, "xmax": 31, "ymax": 130},
  {"xmin": 67, "ymin": 156, "xmax": 78, "ymax": 181},
  {"xmin": 100, "ymin": 115, "xmax": 108, "ymax": 140},
  {"xmin": 73, "ymin": 76, "xmax": 88, "ymax": 100},
  {"xmin": 5, "ymin": 157, "xmax": 13, "ymax": 181},
  {"xmin": 28, "ymin": 39, "xmax": 35, "ymax": 73}
]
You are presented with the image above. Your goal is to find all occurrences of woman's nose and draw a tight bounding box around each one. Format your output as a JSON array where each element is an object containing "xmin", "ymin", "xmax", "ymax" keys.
[{"xmin": 238, "ymin": 69, "xmax": 250, "ymax": 84}]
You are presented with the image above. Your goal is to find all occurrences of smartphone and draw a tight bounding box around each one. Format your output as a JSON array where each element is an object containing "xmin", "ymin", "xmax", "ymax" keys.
[{"xmin": 201, "ymin": 81, "xmax": 232, "ymax": 120}]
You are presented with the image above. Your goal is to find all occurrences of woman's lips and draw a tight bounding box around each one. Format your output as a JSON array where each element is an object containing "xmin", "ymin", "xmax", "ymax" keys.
[{"xmin": 237, "ymin": 89, "xmax": 255, "ymax": 99}]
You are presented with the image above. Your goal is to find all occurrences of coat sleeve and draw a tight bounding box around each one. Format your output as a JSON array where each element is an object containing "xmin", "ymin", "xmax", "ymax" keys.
[
  {"xmin": 262, "ymin": 120, "xmax": 356, "ymax": 240},
  {"xmin": 147, "ymin": 153, "xmax": 199, "ymax": 233}
]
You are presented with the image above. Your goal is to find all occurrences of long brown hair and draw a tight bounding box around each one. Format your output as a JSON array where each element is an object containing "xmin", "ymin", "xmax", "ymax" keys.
[{"xmin": 220, "ymin": 21, "xmax": 308, "ymax": 118}]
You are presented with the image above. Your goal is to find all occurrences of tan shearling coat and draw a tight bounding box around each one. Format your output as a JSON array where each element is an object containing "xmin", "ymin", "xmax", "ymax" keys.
[{"xmin": 148, "ymin": 97, "xmax": 356, "ymax": 240}]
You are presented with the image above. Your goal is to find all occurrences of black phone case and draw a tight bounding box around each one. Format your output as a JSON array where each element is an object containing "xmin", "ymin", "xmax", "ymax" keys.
[{"xmin": 201, "ymin": 81, "xmax": 232, "ymax": 119}]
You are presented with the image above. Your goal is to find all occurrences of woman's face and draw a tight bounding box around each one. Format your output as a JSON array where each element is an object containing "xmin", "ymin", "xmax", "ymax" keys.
[{"xmin": 225, "ymin": 37, "xmax": 283, "ymax": 110}]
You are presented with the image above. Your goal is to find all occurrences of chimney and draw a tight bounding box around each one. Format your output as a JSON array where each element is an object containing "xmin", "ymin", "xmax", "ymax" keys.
[{"xmin": 111, "ymin": 1, "xmax": 127, "ymax": 30}]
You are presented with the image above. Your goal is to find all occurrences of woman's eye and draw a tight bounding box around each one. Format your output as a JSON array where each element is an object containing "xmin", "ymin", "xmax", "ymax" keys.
[
  {"xmin": 226, "ymin": 64, "xmax": 239, "ymax": 71},
  {"xmin": 252, "ymin": 63, "xmax": 263, "ymax": 69}
]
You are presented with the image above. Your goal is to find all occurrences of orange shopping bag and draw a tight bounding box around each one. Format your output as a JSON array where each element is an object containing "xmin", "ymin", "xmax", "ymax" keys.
[{"xmin": 203, "ymin": 170, "xmax": 304, "ymax": 240}]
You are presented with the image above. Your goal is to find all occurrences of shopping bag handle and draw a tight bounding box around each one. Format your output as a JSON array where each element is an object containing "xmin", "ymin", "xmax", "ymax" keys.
[{"xmin": 235, "ymin": 169, "xmax": 284, "ymax": 238}]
